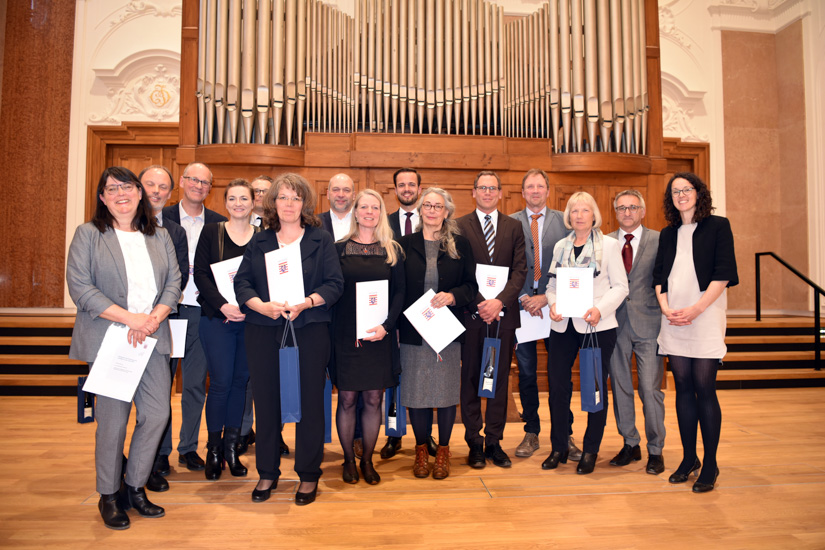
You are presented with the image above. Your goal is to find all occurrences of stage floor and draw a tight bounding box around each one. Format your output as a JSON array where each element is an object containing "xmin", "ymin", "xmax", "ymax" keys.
[{"xmin": 1, "ymin": 388, "xmax": 824, "ymax": 549}]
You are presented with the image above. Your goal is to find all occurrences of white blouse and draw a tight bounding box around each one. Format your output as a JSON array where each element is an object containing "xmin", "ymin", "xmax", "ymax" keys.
[{"xmin": 114, "ymin": 229, "xmax": 158, "ymax": 314}]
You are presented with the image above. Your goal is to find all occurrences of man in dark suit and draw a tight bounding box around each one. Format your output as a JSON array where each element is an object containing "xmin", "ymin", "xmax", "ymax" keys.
[
  {"xmin": 387, "ymin": 167, "xmax": 421, "ymax": 240},
  {"xmin": 457, "ymin": 171, "xmax": 527, "ymax": 469},
  {"xmin": 319, "ymin": 173, "xmax": 354, "ymax": 241},
  {"xmin": 607, "ymin": 189, "xmax": 666, "ymax": 475},
  {"xmin": 160, "ymin": 162, "xmax": 227, "ymax": 474},
  {"xmin": 249, "ymin": 175, "xmax": 273, "ymax": 228},
  {"xmin": 510, "ymin": 169, "xmax": 581, "ymax": 460}
]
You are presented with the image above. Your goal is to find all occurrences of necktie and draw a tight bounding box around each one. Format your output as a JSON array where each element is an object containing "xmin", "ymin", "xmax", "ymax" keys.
[
  {"xmin": 531, "ymin": 214, "xmax": 541, "ymax": 283},
  {"xmin": 483, "ymin": 214, "xmax": 495, "ymax": 262},
  {"xmin": 622, "ymin": 234, "xmax": 633, "ymax": 273},
  {"xmin": 404, "ymin": 212, "xmax": 413, "ymax": 236}
]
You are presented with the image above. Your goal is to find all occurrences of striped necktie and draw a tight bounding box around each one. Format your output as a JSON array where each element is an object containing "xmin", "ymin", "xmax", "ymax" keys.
[
  {"xmin": 531, "ymin": 213, "xmax": 542, "ymax": 283},
  {"xmin": 484, "ymin": 214, "xmax": 495, "ymax": 262}
]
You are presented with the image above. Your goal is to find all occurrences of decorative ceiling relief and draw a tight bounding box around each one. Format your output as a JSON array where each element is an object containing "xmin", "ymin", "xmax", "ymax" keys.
[
  {"xmin": 108, "ymin": 1, "xmax": 182, "ymax": 28},
  {"xmin": 661, "ymin": 74, "xmax": 709, "ymax": 142},
  {"xmin": 709, "ymin": 0, "xmax": 808, "ymax": 32}
]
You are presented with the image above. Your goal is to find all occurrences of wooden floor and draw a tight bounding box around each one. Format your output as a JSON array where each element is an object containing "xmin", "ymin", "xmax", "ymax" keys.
[{"xmin": 2, "ymin": 389, "xmax": 825, "ymax": 549}]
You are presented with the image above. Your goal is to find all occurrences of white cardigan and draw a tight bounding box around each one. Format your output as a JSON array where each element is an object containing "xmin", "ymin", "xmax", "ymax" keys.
[{"xmin": 545, "ymin": 234, "xmax": 629, "ymax": 334}]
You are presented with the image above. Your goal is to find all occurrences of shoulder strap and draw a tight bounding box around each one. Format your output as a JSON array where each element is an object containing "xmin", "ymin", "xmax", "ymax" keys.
[{"xmin": 217, "ymin": 221, "xmax": 226, "ymax": 261}]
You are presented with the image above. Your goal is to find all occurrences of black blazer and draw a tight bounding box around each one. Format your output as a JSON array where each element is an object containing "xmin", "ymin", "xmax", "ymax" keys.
[
  {"xmin": 162, "ymin": 203, "xmax": 227, "ymax": 226},
  {"xmin": 398, "ymin": 232, "xmax": 478, "ymax": 345},
  {"xmin": 653, "ymin": 215, "xmax": 739, "ymax": 293},
  {"xmin": 162, "ymin": 218, "xmax": 190, "ymax": 291},
  {"xmin": 388, "ymin": 210, "xmax": 402, "ymax": 240},
  {"xmin": 319, "ymin": 211, "xmax": 334, "ymax": 237},
  {"xmin": 234, "ymin": 225, "xmax": 344, "ymax": 328}
]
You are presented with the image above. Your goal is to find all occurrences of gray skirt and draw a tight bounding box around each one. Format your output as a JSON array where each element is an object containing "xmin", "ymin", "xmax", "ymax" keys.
[{"xmin": 399, "ymin": 340, "xmax": 461, "ymax": 409}]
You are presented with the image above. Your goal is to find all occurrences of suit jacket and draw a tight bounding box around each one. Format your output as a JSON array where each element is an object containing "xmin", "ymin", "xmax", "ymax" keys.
[
  {"xmin": 511, "ymin": 207, "xmax": 567, "ymax": 299},
  {"xmin": 162, "ymin": 217, "xmax": 189, "ymax": 291},
  {"xmin": 162, "ymin": 203, "xmax": 227, "ymax": 226},
  {"xmin": 234, "ymin": 225, "xmax": 344, "ymax": 328},
  {"xmin": 66, "ymin": 223, "xmax": 182, "ymax": 361},
  {"xmin": 397, "ymin": 232, "xmax": 478, "ymax": 345},
  {"xmin": 653, "ymin": 215, "xmax": 739, "ymax": 293},
  {"xmin": 456, "ymin": 210, "xmax": 527, "ymax": 330},
  {"xmin": 546, "ymin": 233, "xmax": 629, "ymax": 334},
  {"xmin": 609, "ymin": 226, "xmax": 661, "ymax": 339},
  {"xmin": 319, "ymin": 210, "xmax": 334, "ymax": 237}
]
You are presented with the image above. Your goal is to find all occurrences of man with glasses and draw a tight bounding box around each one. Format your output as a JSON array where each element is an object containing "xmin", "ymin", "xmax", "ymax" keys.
[
  {"xmin": 250, "ymin": 175, "xmax": 274, "ymax": 228},
  {"xmin": 457, "ymin": 171, "xmax": 527, "ymax": 469},
  {"xmin": 510, "ymin": 169, "xmax": 582, "ymax": 461},
  {"xmin": 320, "ymin": 173, "xmax": 355, "ymax": 241},
  {"xmin": 160, "ymin": 162, "xmax": 227, "ymax": 473},
  {"xmin": 606, "ymin": 189, "xmax": 665, "ymax": 475}
]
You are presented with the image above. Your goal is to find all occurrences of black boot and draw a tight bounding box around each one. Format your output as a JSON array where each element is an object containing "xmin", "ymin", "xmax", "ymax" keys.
[
  {"xmin": 98, "ymin": 492, "xmax": 130, "ymax": 530},
  {"xmin": 120, "ymin": 483, "xmax": 164, "ymax": 518},
  {"xmin": 224, "ymin": 427, "xmax": 248, "ymax": 477},
  {"xmin": 205, "ymin": 430, "xmax": 224, "ymax": 481}
]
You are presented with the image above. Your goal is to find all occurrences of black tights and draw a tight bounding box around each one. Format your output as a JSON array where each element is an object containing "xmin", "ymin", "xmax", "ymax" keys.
[
  {"xmin": 408, "ymin": 406, "xmax": 457, "ymax": 447},
  {"xmin": 337, "ymin": 389, "xmax": 382, "ymax": 463},
  {"xmin": 669, "ymin": 356, "xmax": 722, "ymax": 484}
]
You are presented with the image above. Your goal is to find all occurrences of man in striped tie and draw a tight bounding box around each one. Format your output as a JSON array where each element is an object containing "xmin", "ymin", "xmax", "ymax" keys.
[{"xmin": 457, "ymin": 171, "xmax": 527, "ymax": 469}]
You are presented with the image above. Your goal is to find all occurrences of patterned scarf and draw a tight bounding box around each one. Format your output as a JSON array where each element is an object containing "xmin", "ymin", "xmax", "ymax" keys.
[{"xmin": 548, "ymin": 229, "xmax": 603, "ymax": 278}]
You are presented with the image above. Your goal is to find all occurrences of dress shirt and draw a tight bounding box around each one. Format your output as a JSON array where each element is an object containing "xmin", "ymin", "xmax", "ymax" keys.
[
  {"xmin": 618, "ymin": 225, "xmax": 643, "ymax": 264},
  {"xmin": 399, "ymin": 208, "xmax": 420, "ymax": 237},
  {"xmin": 475, "ymin": 208, "xmax": 499, "ymax": 229},
  {"xmin": 178, "ymin": 202, "xmax": 206, "ymax": 298},
  {"xmin": 330, "ymin": 209, "xmax": 352, "ymax": 241}
]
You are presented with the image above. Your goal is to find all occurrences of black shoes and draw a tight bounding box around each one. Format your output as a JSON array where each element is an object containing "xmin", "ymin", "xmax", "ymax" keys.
[
  {"xmin": 280, "ymin": 439, "xmax": 290, "ymax": 456},
  {"xmin": 146, "ymin": 471, "xmax": 169, "ymax": 492},
  {"xmin": 237, "ymin": 428, "xmax": 255, "ymax": 456},
  {"xmin": 295, "ymin": 483, "xmax": 318, "ymax": 506},
  {"xmin": 646, "ymin": 454, "xmax": 665, "ymax": 475},
  {"xmin": 153, "ymin": 454, "xmax": 171, "ymax": 476},
  {"xmin": 252, "ymin": 479, "xmax": 277, "ymax": 502},
  {"xmin": 467, "ymin": 444, "xmax": 486, "ymax": 469},
  {"xmin": 121, "ymin": 484, "xmax": 165, "ymax": 518},
  {"xmin": 223, "ymin": 427, "xmax": 248, "ymax": 477},
  {"xmin": 668, "ymin": 458, "xmax": 702, "ymax": 484},
  {"xmin": 577, "ymin": 452, "xmax": 598, "ymax": 475},
  {"xmin": 205, "ymin": 431, "xmax": 224, "ymax": 481},
  {"xmin": 342, "ymin": 459, "xmax": 359, "ymax": 484},
  {"xmin": 380, "ymin": 436, "xmax": 402, "ymax": 459},
  {"xmin": 609, "ymin": 444, "xmax": 642, "ymax": 466},
  {"xmin": 693, "ymin": 468, "xmax": 720, "ymax": 493},
  {"xmin": 485, "ymin": 444, "xmax": 512, "ymax": 468},
  {"xmin": 541, "ymin": 450, "xmax": 569, "ymax": 470},
  {"xmin": 360, "ymin": 461, "xmax": 381, "ymax": 485},
  {"xmin": 178, "ymin": 451, "xmax": 206, "ymax": 471},
  {"xmin": 427, "ymin": 435, "xmax": 438, "ymax": 458},
  {"xmin": 99, "ymin": 492, "xmax": 129, "ymax": 530}
]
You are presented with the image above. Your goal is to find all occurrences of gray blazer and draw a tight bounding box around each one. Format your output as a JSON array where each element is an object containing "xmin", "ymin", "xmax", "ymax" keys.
[
  {"xmin": 608, "ymin": 226, "xmax": 661, "ymax": 339},
  {"xmin": 66, "ymin": 223, "xmax": 182, "ymax": 362},
  {"xmin": 511, "ymin": 207, "xmax": 568, "ymax": 298}
]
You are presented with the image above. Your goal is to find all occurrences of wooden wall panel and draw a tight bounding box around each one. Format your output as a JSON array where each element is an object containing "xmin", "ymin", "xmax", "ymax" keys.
[{"xmin": 0, "ymin": 0, "xmax": 76, "ymax": 307}]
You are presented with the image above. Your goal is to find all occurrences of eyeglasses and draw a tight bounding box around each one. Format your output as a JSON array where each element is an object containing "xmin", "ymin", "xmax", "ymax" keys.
[
  {"xmin": 615, "ymin": 205, "xmax": 642, "ymax": 213},
  {"xmin": 103, "ymin": 182, "xmax": 136, "ymax": 195},
  {"xmin": 276, "ymin": 195, "xmax": 304, "ymax": 203},
  {"xmin": 421, "ymin": 202, "xmax": 444, "ymax": 211},
  {"xmin": 254, "ymin": 189, "xmax": 268, "ymax": 195},
  {"xmin": 672, "ymin": 187, "xmax": 695, "ymax": 197},
  {"xmin": 475, "ymin": 186, "xmax": 500, "ymax": 193},
  {"xmin": 183, "ymin": 176, "xmax": 212, "ymax": 187}
]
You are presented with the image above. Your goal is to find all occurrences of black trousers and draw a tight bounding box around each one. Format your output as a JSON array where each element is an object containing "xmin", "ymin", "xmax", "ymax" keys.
[
  {"xmin": 548, "ymin": 323, "xmax": 617, "ymax": 455},
  {"xmin": 460, "ymin": 323, "xmax": 515, "ymax": 447},
  {"xmin": 245, "ymin": 322, "xmax": 329, "ymax": 482}
]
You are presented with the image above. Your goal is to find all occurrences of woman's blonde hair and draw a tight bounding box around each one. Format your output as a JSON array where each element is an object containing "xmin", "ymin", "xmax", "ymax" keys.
[
  {"xmin": 344, "ymin": 188, "xmax": 403, "ymax": 265},
  {"xmin": 563, "ymin": 191, "xmax": 602, "ymax": 230},
  {"xmin": 416, "ymin": 187, "xmax": 462, "ymax": 260}
]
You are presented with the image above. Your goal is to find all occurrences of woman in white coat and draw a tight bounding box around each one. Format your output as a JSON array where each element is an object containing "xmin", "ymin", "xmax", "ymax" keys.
[{"xmin": 543, "ymin": 192, "xmax": 628, "ymax": 474}]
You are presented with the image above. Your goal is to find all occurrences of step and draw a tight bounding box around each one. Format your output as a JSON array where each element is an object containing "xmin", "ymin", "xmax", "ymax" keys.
[
  {"xmin": 0, "ymin": 354, "xmax": 86, "ymax": 366},
  {"xmin": 725, "ymin": 335, "xmax": 814, "ymax": 345},
  {"xmin": 727, "ymin": 316, "xmax": 824, "ymax": 330},
  {"xmin": 0, "ymin": 374, "xmax": 79, "ymax": 386},
  {"xmin": 722, "ymin": 351, "xmax": 816, "ymax": 363},
  {"xmin": 0, "ymin": 314, "xmax": 76, "ymax": 329},
  {"xmin": 716, "ymin": 368, "xmax": 825, "ymax": 381},
  {"xmin": 0, "ymin": 336, "xmax": 72, "ymax": 346}
]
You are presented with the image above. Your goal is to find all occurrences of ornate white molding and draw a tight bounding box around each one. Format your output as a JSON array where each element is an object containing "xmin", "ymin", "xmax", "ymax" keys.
[
  {"xmin": 709, "ymin": 0, "xmax": 811, "ymax": 33},
  {"xmin": 659, "ymin": 5, "xmax": 695, "ymax": 51},
  {"xmin": 661, "ymin": 74, "xmax": 710, "ymax": 142},
  {"xmin": 108, "ymin": 1, "xmax": 182, "ymax": 28}
]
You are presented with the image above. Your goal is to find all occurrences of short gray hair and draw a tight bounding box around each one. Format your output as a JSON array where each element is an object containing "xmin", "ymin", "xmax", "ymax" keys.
[{"xmin": 613, "ymin": 189, "xmax": 645, "ymax": 210}]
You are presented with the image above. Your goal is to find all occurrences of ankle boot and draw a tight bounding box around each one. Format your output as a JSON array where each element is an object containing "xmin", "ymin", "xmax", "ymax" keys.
[
  {"xmin": 413, "ymin": 444, "xmax": 430, "ymax": 478},
  {"xmin": 432, "ymin": 445, "xmax": 451, "ymax": 480},
  {"xmin": 205, "ymin": 430, "xmax": 224, "ymax": 480},
  {"xmin": 121, "ymin": 483, "xmax": 165, "ymax": 518},
  {"xmin": 224, "ymin": 427, "xmax": 248, "ymax": 477}
]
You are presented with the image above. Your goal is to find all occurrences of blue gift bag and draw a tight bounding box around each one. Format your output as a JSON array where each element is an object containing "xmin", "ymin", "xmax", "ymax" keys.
[
  {"xmin": 384, "ymin": 384, "xmax": 407, "ymax": 437},
  {"xmin": 579, "ymin": 326, "xmax": 603, "ymax": 413},
  {"xmin": 477, "ymin": 322, "xmax": 501, "ymax": 398},
  {"xmin": 279, "ymin": 319, "xmax": 302, "ymax": 424},
  {"xmin": 323, "ymin": 375, "xmax": 333, "ymax": 443}
]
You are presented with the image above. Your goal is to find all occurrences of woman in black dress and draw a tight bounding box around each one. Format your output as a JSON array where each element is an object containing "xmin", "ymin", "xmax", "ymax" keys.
[{"xmin": 333, "ymin": 189, "xmax": 405, "ymax": 485}]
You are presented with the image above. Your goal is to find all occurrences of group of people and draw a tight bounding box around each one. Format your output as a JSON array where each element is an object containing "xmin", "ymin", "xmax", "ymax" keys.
[{"xmin": 67, "ymin": 163, "xmax": 737, "ymax": 530}]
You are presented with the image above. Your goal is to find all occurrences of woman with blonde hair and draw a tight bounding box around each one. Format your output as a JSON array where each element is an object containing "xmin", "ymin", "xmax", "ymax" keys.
[{"xmin": 333, "ymin": 189, "xmax": 406, "ymax": 485}]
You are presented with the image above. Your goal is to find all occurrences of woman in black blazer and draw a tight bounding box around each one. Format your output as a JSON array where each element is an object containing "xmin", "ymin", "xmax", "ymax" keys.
[
  {"xmin": 653, "ymin": 172, "xmax": 738, "ymax": 493},
  {"xmin": 234, "ymin": 173, "xmax": 344, "ymax": 505},
  {"xmin": 398, "ymin": 187, "xmax": 477, "ymax": 480},
  {"xmin": 193, "ymin": 178, "xmax": 259, "ymax": 481}
]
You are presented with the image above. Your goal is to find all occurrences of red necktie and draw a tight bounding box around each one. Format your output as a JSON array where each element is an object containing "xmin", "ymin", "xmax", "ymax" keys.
[
  {"xmin": 622, "ymin": 234, "xmax": 633, "ymax": 273},
  {"xmin": 404, "ymin": 212, "xmax": 413, "ymax": 236}
]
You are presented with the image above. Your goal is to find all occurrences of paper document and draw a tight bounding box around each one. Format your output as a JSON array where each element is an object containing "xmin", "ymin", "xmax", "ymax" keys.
[
  {"xmin": 515, "ymin": 306, "xmax": 552, "ymax": 344},
  {"xmin": 555, "ymin": 267, "xmax": 594, "ymax": 318},
  {"xmin": 169, "ymin": 319, "xmax": 188, "ymax": 358},
  {"xmin": 211, "ymin": 256, "xmax": 243, "ymax": 306},
  {"xmin": 83, "ymin": 324, "xmax": 157, "ymax": 402},
  {"xmin": 356, "ymin": 280, "xmax": 389, "ymax": 340},
  {"xmin": 180, "ymin": 264, "xmax": 200, "ymax": 306},
  {"xmin": 402, "ymin": 289, "xmax": 465, "ymax": 354},
  {"xmin": 475, "ymin": 264, "xmax": 509, "ymax": 301},
  {"xmin": 265, "ymin": 246, "xmax": 306, "ymax": 306}
]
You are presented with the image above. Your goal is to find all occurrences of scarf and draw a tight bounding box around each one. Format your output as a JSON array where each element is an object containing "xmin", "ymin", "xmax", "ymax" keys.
[{"xmin": 548, "ymin": 229, "xmax": 603, "ymax": 278}]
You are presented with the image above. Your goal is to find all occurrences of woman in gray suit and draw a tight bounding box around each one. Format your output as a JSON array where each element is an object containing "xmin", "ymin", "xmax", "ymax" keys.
[{"xmin": 67, "ymin": 167, "xmax": 181, "ymax": 530}]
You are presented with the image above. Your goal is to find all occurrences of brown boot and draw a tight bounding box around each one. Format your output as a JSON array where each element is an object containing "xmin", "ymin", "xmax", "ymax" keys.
[
  {"xmin": 413, "ymin": 444, "xmax": 430, "ymax": 478},
  {"xmin": 432, "ymin": 445, "xmax": 451, "ymax": 480}
]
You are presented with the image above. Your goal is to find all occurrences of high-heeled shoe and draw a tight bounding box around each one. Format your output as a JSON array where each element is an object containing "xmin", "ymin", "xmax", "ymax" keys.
[
  {"xmin": 204, "ymin": 430, "xmax": 223, "ymax": 481},
  {"xmin": 342, "ymin": 459, "xmax": 359, "ymax": 484},
  {"xmin": 251, "ymin": 479, "xmax": 277, "ymax": 502},
  {"xmin": 360, "ymin": 461, "xmax": 381, "ymax": 485},
  {"xmin": 692, "ymin": 468, "xmax": 720, "ymax": 493},
  {"xmin": 295, "ymin": 482, "xmax": 318, "ymax": 506},
  {"xmin": 223, "ymin": 427, "xmax": 248, "ymax": 477},
  {"xmin": 668, "ymin": 458, "xmax": 701, "ymax": 484},
  {"xmin": 541, "ymin": 450, "xmax": 569, "ymax": 470}
]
